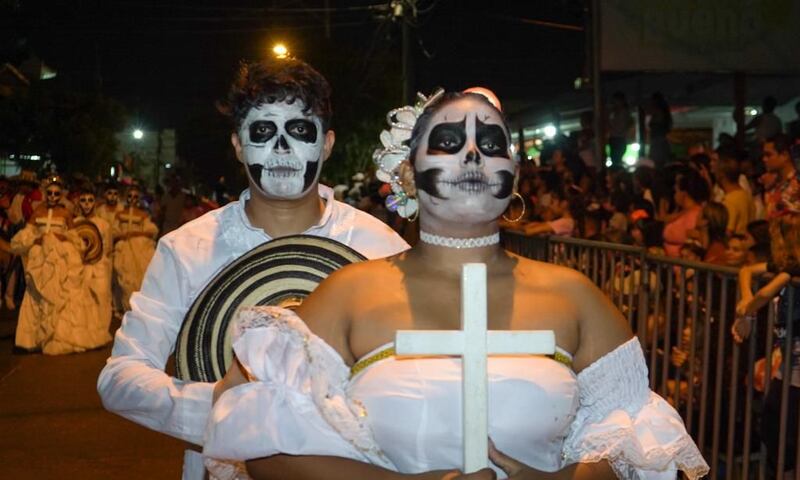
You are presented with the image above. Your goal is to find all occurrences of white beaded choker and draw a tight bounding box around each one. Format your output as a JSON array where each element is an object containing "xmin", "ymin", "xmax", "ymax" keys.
[{"xmin": 419, "ymin": 231, "xmax": 500, "ymax": 249}]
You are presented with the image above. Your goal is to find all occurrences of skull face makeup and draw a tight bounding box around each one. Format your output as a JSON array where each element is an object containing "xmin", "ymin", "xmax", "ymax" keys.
[
  {"xmin": 414, "ymin": 96, "xmax": 515, "ymax": 226},
  {"xmin": 79, "ymin": 193, "xmax": 96, "ymax": 217},
  {"xmin": 105, "ymin": 189, "xmax": 119, "ymax": 207},
  {"xmin": 237, "ymin": 101, "xmax": 325, "ymax": 199},
  {"xmin": 126, "ymin": 189, "xmax": 141, "ymax": 207},
  {"xmin": 45, "ymin": 186, "xmax": 62, "ymax": 208}
]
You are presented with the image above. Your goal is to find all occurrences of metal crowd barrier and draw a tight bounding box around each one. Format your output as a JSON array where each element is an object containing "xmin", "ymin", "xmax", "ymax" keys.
[{"xmin": 502, "ymin": 232, "xmax": 800, "ymax": 480}]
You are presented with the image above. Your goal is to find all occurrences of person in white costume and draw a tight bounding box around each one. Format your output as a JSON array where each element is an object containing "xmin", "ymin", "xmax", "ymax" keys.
[
  {"xmin": 97, "ymin": 57, "xmax": 409, "ymax": 480},
  {"xmin": 95, "ymin": 181, "xmax": 124, "ymax": 225},
  {"xmin": 11, "ymin": 176, "xmax": 100, "ymax": 354},
  {"xmin": 207, "ymin": 91, "xmax": 710, "ymax": 480},
  {"xmin": 95, "ymin": 181, "xmax": 125, "ymax": 315},
  {"xmin": 74, "ymin": 185, "xmax": 114, "ymax": 349},
  {"xmin": 112, "ymin": 184, "xmax": 158, "ymax": 312}
]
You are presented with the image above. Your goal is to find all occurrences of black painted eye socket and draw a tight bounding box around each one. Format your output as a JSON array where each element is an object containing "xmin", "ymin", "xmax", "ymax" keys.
[
  {"xmin": 479, "ymin": 139, "xmax": 502, "ymax": 154},
  {"xmin": 439, "ymin": 136, "xmax": 460, "ymax": 149},
  {"xmin": 476, "ymin": 119, "xmax": 509, "ymax": 158},
  {"xmin": 249, "ymin": 120, "xmax": 277, "ymax": 143},
  {"xmin": 427, "ymin": 119, "xmax": 467, "ymax": 155},
  {"xmin": 285, "ymin": 119, "xmax": 318, "ymax": 143}
]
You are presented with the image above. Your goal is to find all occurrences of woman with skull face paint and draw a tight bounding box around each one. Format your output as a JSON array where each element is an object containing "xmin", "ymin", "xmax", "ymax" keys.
[
  {"xmin": 112, "ymin": 184, "xmax": 158, "ymax": 312},
  {"xmin": 10, "ymin": 176, "xmax": 98, "ymax": 354},
  {"xmin": 207, "ymin": 93, "xmax": 708, "ymax": 479}
]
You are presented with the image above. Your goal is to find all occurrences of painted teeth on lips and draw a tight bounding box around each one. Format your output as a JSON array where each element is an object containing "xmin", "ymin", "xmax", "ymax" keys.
[
  {"xmin": 264, "ymin": 165, "xmax": 302, "ymax": 177},
  {"xmin": 440, "ymin": 171, "xmax": 500, "ymax": 193}
]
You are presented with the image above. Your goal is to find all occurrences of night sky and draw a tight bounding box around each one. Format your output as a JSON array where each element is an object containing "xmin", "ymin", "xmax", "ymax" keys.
[{"xmin": 2, "ymin": 0, "xmax": 586, "ymax": 185}]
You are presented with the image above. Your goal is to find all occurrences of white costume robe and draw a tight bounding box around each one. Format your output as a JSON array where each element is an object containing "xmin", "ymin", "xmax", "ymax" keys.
[
  {"xmin": 204, "ymin": 307, "xmax": 710, "ymax": 480},
  {"xmin": 95, "ymin": 203, "xmax": 123, "ymax": 313},
  {"xmin": 11, "ymin": 214, "xmax": 102, "ymax": 354},
  {"xmin": 75, "ymin": 214, "xmax": 114, "ymax": 348},
  {"xmin": 95, "ymin": 203, "xmax": 123, "ymax": 226},
  {"xmin": 97, "ymin": 185, "xmax": 410, "ymax": 480},
  {"xmin": 112, "ymin": 208, "xmax": 158, "ymax": 312}
]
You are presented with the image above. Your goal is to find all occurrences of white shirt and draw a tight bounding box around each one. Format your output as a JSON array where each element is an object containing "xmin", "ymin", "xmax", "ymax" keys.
[{"xmin": 97, "ymin": 185, "xmax": 409, "ymax": 479}]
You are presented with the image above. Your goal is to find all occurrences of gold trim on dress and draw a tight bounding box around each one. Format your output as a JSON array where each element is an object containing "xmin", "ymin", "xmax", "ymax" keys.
[
  {"xmin": 351, "ymin": 346, "xmax": 396, "ymax": 377},
  {"xmin": 350, "ymin": 345, "xmax": 573, "ymax": 378}
]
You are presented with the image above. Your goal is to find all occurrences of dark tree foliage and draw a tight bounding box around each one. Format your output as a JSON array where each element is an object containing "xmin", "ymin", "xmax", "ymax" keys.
[{"xmin": 0, "ymin": 86, "xmax": 127, "ymax": 176}]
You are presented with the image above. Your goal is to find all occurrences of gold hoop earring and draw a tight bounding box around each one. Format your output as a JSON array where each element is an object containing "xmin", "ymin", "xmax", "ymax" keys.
[{"xmin": 502, "ymin": 192, "xmax": 526, "ymax": 223}]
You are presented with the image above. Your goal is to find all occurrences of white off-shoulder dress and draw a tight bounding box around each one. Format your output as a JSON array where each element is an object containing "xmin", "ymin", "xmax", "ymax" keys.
[{"xmin": 204, "ymin": 307, "xmax": 709, "ymax": 480}]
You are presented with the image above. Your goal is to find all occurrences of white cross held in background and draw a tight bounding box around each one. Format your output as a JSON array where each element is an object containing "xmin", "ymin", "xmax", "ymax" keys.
[{"xmin": 395, "ymin": 263, "xmax": 556, "ymax": 473}]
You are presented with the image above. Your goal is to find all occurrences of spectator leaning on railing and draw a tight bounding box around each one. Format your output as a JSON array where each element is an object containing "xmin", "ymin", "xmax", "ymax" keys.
[{"xmin": 733, "ymin": 209, "xmax": 800, "ymax": 477}]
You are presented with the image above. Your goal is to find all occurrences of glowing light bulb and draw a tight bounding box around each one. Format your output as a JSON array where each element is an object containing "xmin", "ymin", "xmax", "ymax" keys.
[
  {"xmin": 133, "ymin": 129, "xmax": 144, "ymax": 140},
  {"xmin": 272, "ymin": 43, "xmax": 289, "ymax": 58}
]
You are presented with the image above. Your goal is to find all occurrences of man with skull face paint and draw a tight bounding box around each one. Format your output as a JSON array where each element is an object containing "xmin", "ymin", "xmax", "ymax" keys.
[
  {"xmin": 97, "ymin": 181, "xmax": 126, "ymax": 316},
  {"xmin": 10, "ymin": 176, "xmax": 101, "ymax": 354},
  {"xmin": 74, "ymin": 185, "xmax": 114, "ymax": 349},
  {"xmin": 96, "ymin": 181, "xmax": 124, "ymax": 226},
  {"xmin": 207, "ymin": 93, "xmax": 707, "ymax": 480},
  {"xmin": 98, "ymin": 58, "xmax": 408, "ymax": 480},
  {"xmin": 112, "ymin": 184, "xmax": 158, "ymax": 312}
]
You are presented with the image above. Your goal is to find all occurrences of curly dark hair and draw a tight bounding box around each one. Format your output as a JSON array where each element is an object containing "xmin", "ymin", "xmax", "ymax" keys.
[{"xmin": 218, "ymin": 58, "xmax": 333, "ymax": 132}]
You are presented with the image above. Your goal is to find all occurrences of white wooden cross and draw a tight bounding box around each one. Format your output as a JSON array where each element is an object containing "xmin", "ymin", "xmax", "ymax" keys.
[
  {"xmin": 45, "ymin": 208, "xmax": 53, "ymax": 234},
  {"xmin": 395, "ymin": 263, "xmax": 556, "ymax": 473}
]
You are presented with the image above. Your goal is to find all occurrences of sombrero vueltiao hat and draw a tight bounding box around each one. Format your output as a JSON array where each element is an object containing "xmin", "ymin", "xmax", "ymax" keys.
[
  {"xmin": 174, "ymin": 235, "xmax": 366, "ymax": 382},
  {"xmin": 72, "ymin": 219, "xmax": 103, "ymax": 264}
]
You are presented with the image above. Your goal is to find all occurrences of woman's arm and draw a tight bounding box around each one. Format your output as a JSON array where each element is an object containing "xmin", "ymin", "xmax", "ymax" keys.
[
  {"xmin": 569, "ymin": 269, "xmax": 633, "ymax": 373},
  {"xmin": 743, "ymin": 272, "xmax": 792, "ymax": 316},
  {"xmin": 737, "ymin": 262, "xmax": 767, "ymax": 308},
  {"xmin": 246, "ymin": 455, "xmax": 474, "ymax": 480},
  {"xmin": 733, "ymin": 271, "xmax": 792, "ymax": 343},
  {"xmin": 212, "ymin": 356, "xmax": 247, "ymax": 404},
  {"xmin": 522, "ymin": 222, "xmax": 555, "ymax": 237},
  {"xmin": 553, "ymin": 271, "xmax": 659, "ymax": 479},
  {"xmin": 489, "ymin": 444, "xmax": 615, "ymax": 479}
]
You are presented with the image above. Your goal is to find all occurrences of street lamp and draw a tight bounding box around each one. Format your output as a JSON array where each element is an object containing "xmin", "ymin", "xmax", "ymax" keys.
[
  {"xmin": 272, "ymin": 43, "xmax": 289, "ymax": 59},
  {"xmin": 133, "ymin": 129, "xmax": 144, "ymax": 140}
]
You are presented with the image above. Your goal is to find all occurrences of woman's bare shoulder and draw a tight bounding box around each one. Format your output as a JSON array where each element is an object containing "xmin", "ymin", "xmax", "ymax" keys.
[
  {"xmin": 322, "ymin": 255, "xmax": 401, "ymax": 291},
  {"xmin": 509, "ymin": 252, "xmax": 587, "ymax": 284}
]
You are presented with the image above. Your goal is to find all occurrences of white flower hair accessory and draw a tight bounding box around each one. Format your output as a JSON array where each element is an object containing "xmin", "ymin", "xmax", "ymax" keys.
[{"xmin": 372, "ymin": 88, "xmax": 444, "ymax": 219}]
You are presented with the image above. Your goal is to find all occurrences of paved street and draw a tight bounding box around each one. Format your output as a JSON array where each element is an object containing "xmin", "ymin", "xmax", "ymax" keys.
[{"xmin": 0, "ymin": 311, "xmax": 185, "ymax": 479}]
